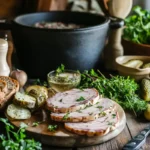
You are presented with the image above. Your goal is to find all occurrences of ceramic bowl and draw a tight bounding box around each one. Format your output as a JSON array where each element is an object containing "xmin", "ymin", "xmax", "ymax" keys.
[
  {"xmin": 122, "ymin": 39, "xmax": 150, "ymax": 56},
  {"xmin": 115, "ymin": 55, "xmax": 150, "ymax": 81},
  {"xmin": 47, "ymin": 70, "xmax": 81, "ymax": 92}
]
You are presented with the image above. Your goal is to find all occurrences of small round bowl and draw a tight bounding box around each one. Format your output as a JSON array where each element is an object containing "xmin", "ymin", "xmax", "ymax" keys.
[
  {"xmin": 115, "ymin": 55, "xmax": 150, "ymax": 81},
  {"xmin": 47, "ymin": 70, "xmax": 81, "ymax": 92}
]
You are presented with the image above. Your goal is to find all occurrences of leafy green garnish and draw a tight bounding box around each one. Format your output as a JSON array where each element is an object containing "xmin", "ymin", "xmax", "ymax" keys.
[
  {"xmin": 112, "ymin": 114, "xmax": 116, "ymax": 118},
  {"xmin": 56, "ymin": 64, "xmax": 65, "ymax": 74},
  {"xmin": 48, "ymin": 125, "xmax": 57, "ymax": 132},
  {"xmin": 79, "ymin": 69, "xmax": 147, "ymax": 115},
  {"xmin": 32, "ymin": 122, "xmax": 41, "ymax": 127},
  {"xmin": 0, "ymin": 118, "xmax": 42, "ymax": 150},
  {"xmin": 76, "ymin": 96, "xmax": 85, "ymax": 102},
  {"xmin": 123, "ymin": 6, "xmax": 150, "ymax": 44},
  {"xmin": 108, "ymin": 122, "xmax": 113, "ymax": 126},
  {"xmin": 62, "ymin": 112, "xmax": 70, "ymax": 120},
  {"xmin": 33, "ymin": 79, "xmax": 48, "ymax": 87},
  {"xmin": 97, "ymin": 106, "xmax": 103, "ymax": 109}
]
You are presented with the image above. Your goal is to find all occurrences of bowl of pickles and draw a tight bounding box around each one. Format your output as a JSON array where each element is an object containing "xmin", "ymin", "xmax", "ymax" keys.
[{"xmin": 115, "ymin": 56, "xmax": 150, "ymax": 81}]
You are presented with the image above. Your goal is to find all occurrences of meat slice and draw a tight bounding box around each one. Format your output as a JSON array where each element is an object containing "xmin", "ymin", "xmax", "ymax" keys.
[
  {"xmin": 64, "ymin": 110, "xmax": 118, "ymax": 136},
  {"xmin": 51, "ymin": 98, "xmax": 114, "ymax": 122},
  {"xmin": 46, "ymin": 88, "xmax": 99, "ymax": 113}
]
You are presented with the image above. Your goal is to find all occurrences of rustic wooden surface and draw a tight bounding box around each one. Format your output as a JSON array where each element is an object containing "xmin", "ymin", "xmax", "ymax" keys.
[{"xmin": 41, "ymin": 112, "xmax": 150, "ymax": 150}]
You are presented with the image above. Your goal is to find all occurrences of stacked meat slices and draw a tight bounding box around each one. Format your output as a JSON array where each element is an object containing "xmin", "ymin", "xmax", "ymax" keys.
[{"xmin": 46, "ymin": 88, "xmax": 119, "ymax": 136}]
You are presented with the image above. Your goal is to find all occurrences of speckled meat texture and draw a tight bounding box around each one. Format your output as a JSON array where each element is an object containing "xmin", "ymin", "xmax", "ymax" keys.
[
  {"xmin": 46, "ymin": 88, "xmax": 99, "ymax": 113},
  {"xmin": 64, "ymin": 110, "xmax": 119, "ymax": 136},
  {"xmin": 51, "ymin": 98, "xmax": 115, "ymax": 122}
]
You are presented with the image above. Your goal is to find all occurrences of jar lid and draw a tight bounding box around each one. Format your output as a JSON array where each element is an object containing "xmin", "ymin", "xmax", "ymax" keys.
[{"xmin": 0, "ymin": 38, "xmax": 8, "ymax": 49}]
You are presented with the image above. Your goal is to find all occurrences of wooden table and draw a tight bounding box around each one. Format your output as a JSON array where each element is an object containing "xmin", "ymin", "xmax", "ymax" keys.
[
  {"xmin": 1, "ymin": 31, "xmax": 150, "ymax": 150},
  {"xmin": 42, "ymin": 112, "xmax": 150, "ymax": 150}
]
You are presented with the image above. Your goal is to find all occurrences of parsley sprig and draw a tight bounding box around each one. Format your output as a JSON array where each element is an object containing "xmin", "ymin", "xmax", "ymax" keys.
[
  {"xmin": 123, "ymin": 6, "xmax": 150, "ymax": 44},
  {"xmin": 48, "ymin": 125, "xmax": 57, "ymax": 132},
  {"xmin": 76, "ymin": 96, "xmax": 85, "ymax": 102},
  {"xmin": 56, "ymin": 64, "xmax": 65, "ymax": 74},
  {"xmin": 0, "ymin": 118, "xmax": 42, "ymax": 150}
]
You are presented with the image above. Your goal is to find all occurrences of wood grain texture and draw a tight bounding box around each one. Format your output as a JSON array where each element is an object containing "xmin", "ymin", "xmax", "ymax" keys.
[
  {"xmin": 77, "ymin": 125, "xmax": 131, "ymax": 150},
  {"xmin": 126, "ymin": 112, "xmax": 150, "ymax": 150}
]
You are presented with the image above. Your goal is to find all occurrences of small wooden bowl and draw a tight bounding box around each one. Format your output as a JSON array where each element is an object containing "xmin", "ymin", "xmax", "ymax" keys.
[
  {"xmin": 115, "ymin": 56, "xmax": 150, "ymax": 81},
  {"xmin": 122, "ymin": 39, "xmax": 150, "ymax": 56}
]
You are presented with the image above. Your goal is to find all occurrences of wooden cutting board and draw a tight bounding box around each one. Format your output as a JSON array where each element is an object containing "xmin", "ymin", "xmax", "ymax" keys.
[{"xmin": 9, "ymin": 100, "xmax": 126, "ymax": 147}]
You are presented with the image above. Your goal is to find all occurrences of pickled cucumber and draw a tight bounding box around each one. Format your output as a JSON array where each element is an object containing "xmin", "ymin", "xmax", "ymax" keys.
[
  {"xmin": 123, "ymin": 59, "xmax": 143, "ymax": 68},
  {"xmin": 142, "ymin": 62, "xmax": 150, "ymax": 69},
  {"xmin": 141, "ymin": 78, "xmax": 150, "ymax": 101}
]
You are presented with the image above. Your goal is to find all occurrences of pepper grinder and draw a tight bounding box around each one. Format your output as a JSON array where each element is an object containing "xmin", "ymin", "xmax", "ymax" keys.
[
  {"xmin": 103, "ymin": 0, "xmax": 133, "ymax": 70},
  {"xmin": 0, "ymin": 39, "xmax": 10, "ymax": 76}
]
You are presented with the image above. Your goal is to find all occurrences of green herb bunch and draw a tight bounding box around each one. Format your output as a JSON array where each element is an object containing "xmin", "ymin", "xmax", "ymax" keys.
[
  {"xmin": 79, "ymin": 69, "xmax": 147, "ymax": 115},
  {"xmin": 123, "ymin": 6, "xmax": 150, "ymax": 44},
  {"xmin": 56, "ymin": 64, "xmax": 65, "ymax": 74},
  {"xmin": 0, "ymin": 118, "xmax": 42, "ymax": 150}
]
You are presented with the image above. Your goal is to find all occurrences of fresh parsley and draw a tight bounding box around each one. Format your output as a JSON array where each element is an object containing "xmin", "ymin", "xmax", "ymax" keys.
[
  {"xmin": 62, "ymin": 112, "xmax": 70, "ymax": 120},
  {"xmin": 48, "ymin": 125, "xmax": 57, "ymax": 132},
  {"xmin": 123, "ymin": 6, "xmax": 150, "ymax": 44},
  {"xmin": 112, "ymin": 114, "xmax": 116, "ymax": 118},
  {"xmin": 33, "ymin": 79, "xmax": 48, "ymax": 87},
  {"xmin": 56, "ymin": 64, "xmax": 65, "ymax": 74},
  {"xmin": 76, "ymin": 96, "xmax": 85, "ymax": 102},
  {"xmin": 97, "ymin": 106, "xmax": 103, "ymax": 109},
  {"xmin": 32, "ymin": 122, "xmax": 41, "ymax": 127},
  {"xmin": 0, "ymin": 118, "xmax": 42, "ymax": 150}
]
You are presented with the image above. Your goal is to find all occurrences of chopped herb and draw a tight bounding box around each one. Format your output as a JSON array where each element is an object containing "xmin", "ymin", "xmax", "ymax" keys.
[
  {"xmin": 32, "ymin": 122, "xmax": 41, "ymax": 127},
  {"xmin": 112, "ymin": 114, "xmax": 116, "ymax": 118},
  {"xmin": 96, "ymin": 102, "xmax": 100, "ymax": 105},
  {"xmin": 62, "ymin": 112, "xmax": 70, "ymax": 120},
  {"xmin": 32, "ymin": 78, "xmax": 48, "ymax": 87},
  {"xmin": 108, "ymin": 122, "xmax": 113, "ymax": 126},
  {"xmin": 99, "ymin": 112, "xmax": 106, "ymax": 116},
  {"xmin": 56, "ymin": 64, "xmax": 65, "ymax": 74},
  {"xmin": 20, "ymin": 122, "xmax": 28, "ymax": 128},
  {"xmin": 84, "ymin": 104, "xmax": 92, "ymax": 109},
  {"xmin": 43, "ymin": 81, "xmax": 48, "ymax": 87},
  {"xmin": 48, "ymin": 125, "xmax": 58, "ymax": 132},
  {"xmin": 97, "ymin": 106, "xmax": 103, "ymax": 109},
  {"xmin": 76, "ymin": 96, "xmax": 85, "ymax": 102}
]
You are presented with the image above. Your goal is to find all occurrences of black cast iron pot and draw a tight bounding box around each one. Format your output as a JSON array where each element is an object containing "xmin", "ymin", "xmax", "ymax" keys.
[{"xmin": 0, "ymin": 11, "xmax": 123, "ymax": 79}]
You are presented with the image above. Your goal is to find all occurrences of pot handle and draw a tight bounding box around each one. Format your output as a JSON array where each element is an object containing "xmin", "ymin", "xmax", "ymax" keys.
[
  {"xmin": 0, "ymin": 19, "xmax": 12, "ymax": 30},
  {"xmin": 109, "ymin": 16, "xmax": 124, "ymax": 29}
]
